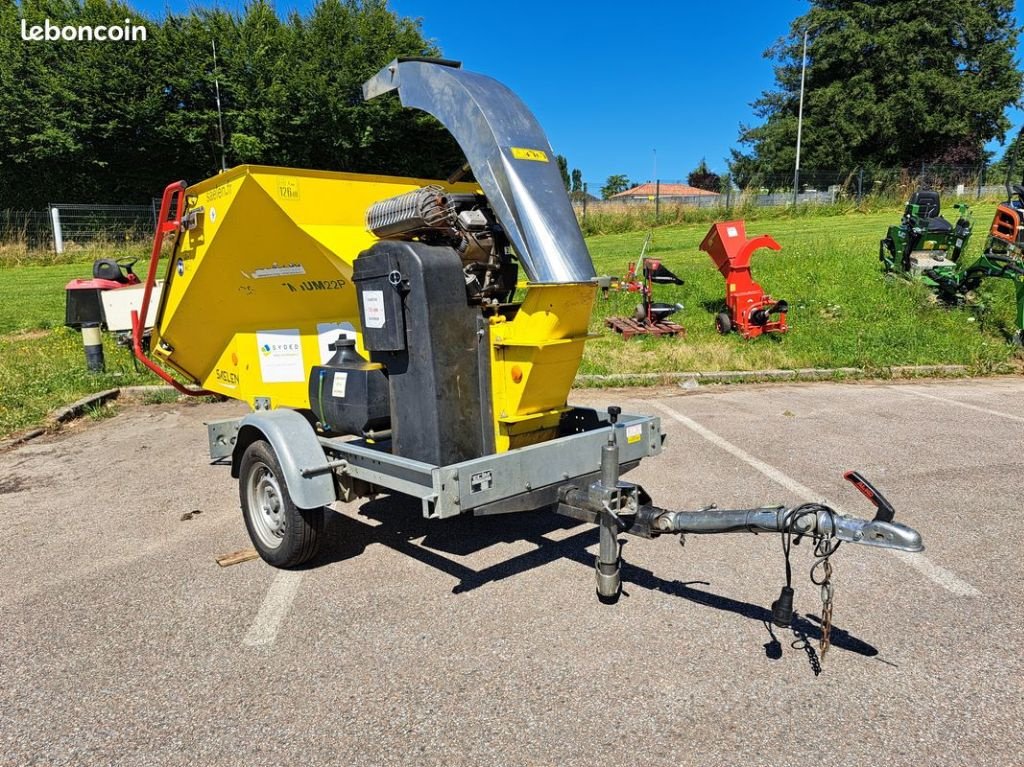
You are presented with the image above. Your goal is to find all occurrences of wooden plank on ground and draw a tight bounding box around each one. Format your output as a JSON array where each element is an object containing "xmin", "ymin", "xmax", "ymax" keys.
[
  {"xmin": 605, "ymin": 317, "xmax": 685, "ymax": 340},
  {"xmin": 216, "ymin": 547, "xmax": 260, "ymax": 567}
]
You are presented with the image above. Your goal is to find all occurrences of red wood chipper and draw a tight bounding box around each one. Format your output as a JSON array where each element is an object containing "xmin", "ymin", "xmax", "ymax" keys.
[{"xmin": 700, "ymin": 220, "xmax": 789, "ymax": 338}]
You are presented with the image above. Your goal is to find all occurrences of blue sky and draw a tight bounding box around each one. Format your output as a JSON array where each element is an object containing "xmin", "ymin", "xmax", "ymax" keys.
[
  {"xmin": 137, "ymin": 0, "xmax": 1023, "ymax": 185},
  {"xmin": 387, "ymin": 0, "xmax": 810, "ymax": 185}
]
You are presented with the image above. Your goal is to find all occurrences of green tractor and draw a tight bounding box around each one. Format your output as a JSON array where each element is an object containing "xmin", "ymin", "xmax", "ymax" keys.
[{"xmin": 879, "ymin": 190, "xmax": 973, "ymax": 298}]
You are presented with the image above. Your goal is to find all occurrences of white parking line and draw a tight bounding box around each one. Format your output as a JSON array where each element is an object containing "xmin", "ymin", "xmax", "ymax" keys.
[
  {"xmin": 243, "ymin": 570, "xmax": 304, "ymax": 647},
  {"xmin": 893, "ymin": 387, "xmax": 1024, "ymax": 423},
  {"xmin": 647, "ymin": 399, "xmax": 980, "ymax": 597}
]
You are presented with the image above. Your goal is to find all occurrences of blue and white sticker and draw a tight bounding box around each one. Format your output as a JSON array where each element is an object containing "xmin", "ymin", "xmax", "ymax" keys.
[
  {"xmin": 176, "ymin": 258, "xmax": 184, "ymax": 276},
  {"xmin": 209, "ymin": 207, "xmax": 217, "ymax": 223}
]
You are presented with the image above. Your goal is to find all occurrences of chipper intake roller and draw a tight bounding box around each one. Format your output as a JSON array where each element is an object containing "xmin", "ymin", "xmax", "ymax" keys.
[{"xmin": 134, "ymin": 59, "xmax": 923, "ymax": 649}]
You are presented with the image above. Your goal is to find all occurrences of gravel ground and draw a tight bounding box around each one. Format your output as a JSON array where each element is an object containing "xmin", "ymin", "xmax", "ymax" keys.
[{"xmin": 1, "ymin": 378, "xmax": 1021, "ymax": 766}]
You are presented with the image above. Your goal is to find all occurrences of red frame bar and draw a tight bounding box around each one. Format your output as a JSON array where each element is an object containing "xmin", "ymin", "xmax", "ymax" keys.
[{"xmin": 131, "ymin": 180, "xmax": 214, "ymax": 396}]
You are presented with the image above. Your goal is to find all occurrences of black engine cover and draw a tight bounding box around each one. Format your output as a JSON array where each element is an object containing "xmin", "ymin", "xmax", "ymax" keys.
[{"xmin": 353, "ymin": 241, "xmax": 490, "ymax": 465}]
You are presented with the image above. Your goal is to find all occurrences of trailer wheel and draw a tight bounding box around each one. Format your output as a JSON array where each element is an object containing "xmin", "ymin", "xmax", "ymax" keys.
[
  {"xmin": 239, "ymin": 440, "xmax": 324, "ymax": 568},
  {"xmin": 715, "ymin": 312, "xmax": 733, "ymax": 335}
]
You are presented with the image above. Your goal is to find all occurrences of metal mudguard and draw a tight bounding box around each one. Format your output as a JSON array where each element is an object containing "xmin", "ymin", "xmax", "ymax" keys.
[{"xmin": 229, "ymin": 409, "xmax": 337, "ymax": 510}]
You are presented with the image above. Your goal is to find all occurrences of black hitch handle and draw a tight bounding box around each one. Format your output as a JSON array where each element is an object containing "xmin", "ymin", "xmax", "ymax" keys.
[{"xmin": 843, "ymin": 471, "xmax": 895, "ymax": 523}]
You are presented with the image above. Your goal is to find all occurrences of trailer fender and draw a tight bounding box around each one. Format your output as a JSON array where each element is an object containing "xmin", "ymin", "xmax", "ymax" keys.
[{"xmin": 230, "ymin": 409, "xmax": 336, "ymax": 510}]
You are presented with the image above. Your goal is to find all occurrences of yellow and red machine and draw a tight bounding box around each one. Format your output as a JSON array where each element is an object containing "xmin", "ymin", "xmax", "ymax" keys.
[{"xmin": 129, "ymin": 59, "xmax": 921, "ymax": 630}]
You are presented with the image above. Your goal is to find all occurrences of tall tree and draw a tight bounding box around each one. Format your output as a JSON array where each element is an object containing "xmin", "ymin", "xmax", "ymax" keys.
[
  {"xmin": 687, "ymin": 158, "xmax": 720, "ymax": 192},
  {"xmin": 600, "ymin": 174, "xmax": 630, "ymax": 199},
  {"xmin": 570, "ymin": 168, "xmax": 583, "ymax": 193},
  {"xmin": 988, "ymin": 125, "xmax": 1024, "ymax": 184},
  {"xmin": 556, "ymin": 154, "xmax": 570, "ymax": 190},
  {"xmin": 729, "ymin": 0, "xmax": 1023, "ymax": 187},
  {"xmin": 0, "ymin": 0, "xmax": 464, "ymax": 208}
]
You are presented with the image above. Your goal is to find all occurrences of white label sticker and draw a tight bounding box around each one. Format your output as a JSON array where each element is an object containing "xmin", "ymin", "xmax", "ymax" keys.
[
  {"xmin": 626, "ymin": 424, "xmax": 643, "ymax": 444},
  {"xmin": 363, "ymin": 290, "xmax": 386, "ymax": 329},
  {"xmin": 251, "ymin": 264, "xmax": 305, "ymax": 279},
  {"xmin": 332, "ymin": 371, "xmax": 348, "ymax": 398},
  {"xmin": 255, "ymin": 329, "xmax": 305, "ymax": 383},
  {"xmin": 316, "ymin": 322, "xmax": 356, "ymax": 364},
  {"xmin": 726, "ymin": 226, "xmax": 738, "ymax": 238}
]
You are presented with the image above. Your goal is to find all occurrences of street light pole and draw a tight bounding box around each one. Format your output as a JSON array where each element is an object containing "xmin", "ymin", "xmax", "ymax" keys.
[{"xmin": 792, "ymin": 28, "xmax": 808, "ymax": 206}]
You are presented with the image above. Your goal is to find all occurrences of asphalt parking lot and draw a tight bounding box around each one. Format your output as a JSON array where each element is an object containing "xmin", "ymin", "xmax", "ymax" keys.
[{"xmin": 2, "ymin": 378, "xmax": 1021, "ymax": 766}]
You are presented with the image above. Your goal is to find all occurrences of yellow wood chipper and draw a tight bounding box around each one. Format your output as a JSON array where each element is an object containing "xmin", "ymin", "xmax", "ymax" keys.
[{"xmin": 131, "ymin": 59, "xmax": 922, "ymax": 636}]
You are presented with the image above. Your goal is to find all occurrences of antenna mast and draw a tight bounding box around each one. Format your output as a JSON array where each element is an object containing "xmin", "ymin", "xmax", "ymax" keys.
[{"xmin": 212, "ymin": 39, "xmax": 227, "ymax": 172}]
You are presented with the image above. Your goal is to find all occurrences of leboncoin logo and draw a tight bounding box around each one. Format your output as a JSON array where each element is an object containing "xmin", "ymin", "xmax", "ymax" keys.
[{"xmin": 20, "ymin": 18, "xmax": 148, "ymax": 42}]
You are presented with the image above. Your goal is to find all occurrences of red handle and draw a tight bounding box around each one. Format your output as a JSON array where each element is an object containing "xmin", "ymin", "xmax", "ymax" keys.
[{"xmin": 132, "ymin": 180, "xmax": 214, "ymax": 397}]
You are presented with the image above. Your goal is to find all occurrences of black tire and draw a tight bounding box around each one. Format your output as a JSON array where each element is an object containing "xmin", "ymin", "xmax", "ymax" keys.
[
  {"xmin": 715, "ymin": 311, "xmax": 733, "ymax": 335},
  {"xmin": 239, "ymin": 440, "xmax": 324, "ymax": 568}
]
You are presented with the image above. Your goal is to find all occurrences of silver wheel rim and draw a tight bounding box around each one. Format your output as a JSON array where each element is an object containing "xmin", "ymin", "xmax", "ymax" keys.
[{"xmin": 246, "ymin": 461, "xmax": 286, "ymax": 550}]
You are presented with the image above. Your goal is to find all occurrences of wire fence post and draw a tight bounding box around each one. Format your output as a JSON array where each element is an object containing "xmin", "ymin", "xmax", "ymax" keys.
[
  {"xmin": 582, "ymin": 182, "xmax": 588, "ymax": 226},
  {"xmin": 977, "ymin": 162, "xmax": 985, "ymax": 200},
  {"xmin": 655, "ymin": 179, "xmax": 660, "ymax": 223},
  {"xmin": 49, "ymin": 205, "xmax": 64, "ymax": 254},
  {"xmin": 857, "ymin": 167, "xmax": 864, "ymax": 203}
]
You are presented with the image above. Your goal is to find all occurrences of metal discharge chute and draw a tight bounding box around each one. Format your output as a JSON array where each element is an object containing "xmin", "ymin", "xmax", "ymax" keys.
[{"xmin": 363, "ymin": 58, "xmax": 596, "ymax": 285}]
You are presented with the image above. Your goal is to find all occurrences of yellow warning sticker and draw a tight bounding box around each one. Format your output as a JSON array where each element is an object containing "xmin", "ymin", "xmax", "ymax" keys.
[
  {"xmin": 626, "ymin": 424, "xmax": 643, "ymax": 444},
  {"xmin": 510, "ymin": 147, "xmax": 549, "ymax": 162}
]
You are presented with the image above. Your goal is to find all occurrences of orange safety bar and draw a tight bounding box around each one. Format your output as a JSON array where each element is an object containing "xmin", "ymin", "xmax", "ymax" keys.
[{"xmin": 131, "ymin": 180, "xmax": 214, "ymax": 397}]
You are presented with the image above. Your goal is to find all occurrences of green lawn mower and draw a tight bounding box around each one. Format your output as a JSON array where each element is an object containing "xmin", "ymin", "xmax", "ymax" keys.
[
  {"xmin": 879, "ymin": 190, "xmax": 973, "ymax": 297},
  {"xmin": 880, "ymin": 185, "xmax": 1024, "ymax": 345}
]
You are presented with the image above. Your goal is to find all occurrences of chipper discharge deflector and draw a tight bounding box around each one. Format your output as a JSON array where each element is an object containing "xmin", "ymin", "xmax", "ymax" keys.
[
  {"xmin": 133, "ymin": 59, "xmax": 922, "ymax": 650},
  {"xmin": 700, "ymin": 220, "xmax": 789, "ymax": 338}
]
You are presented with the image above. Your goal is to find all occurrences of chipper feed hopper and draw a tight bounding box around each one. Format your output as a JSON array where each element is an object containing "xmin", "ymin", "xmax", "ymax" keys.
[
  {"xmin": 132, "ymin": 59, "xmax": 922, "ymax": 638},
  {"xmin": 700, "ymin": 220, "xmax": 789, "ymax": 338}
]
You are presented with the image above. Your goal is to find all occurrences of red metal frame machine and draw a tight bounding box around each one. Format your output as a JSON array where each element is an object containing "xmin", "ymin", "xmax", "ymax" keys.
[{"xmin": 700, "ymin": 220, "xmax": 789, "ymax": 338}]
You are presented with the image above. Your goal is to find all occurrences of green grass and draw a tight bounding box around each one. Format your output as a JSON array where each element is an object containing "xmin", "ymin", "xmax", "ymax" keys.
[
  {"xmin": 580, "ymin": 204, "xmax": 1022, "ymax": 376},
  {"xmin": 0, "ymin": 205, "xmax": 1021, "ymax": 438},
  {"xmin": 0, "ymin": 246, "xmax": 154, "ymax": 435}
]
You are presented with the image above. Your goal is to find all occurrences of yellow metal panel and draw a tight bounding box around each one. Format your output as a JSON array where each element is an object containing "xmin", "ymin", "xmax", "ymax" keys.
[
  {"xmin": 489, "ymin": 283, "xmax": 596, "ymax": 451},
  {"xmin": 152, "ymin": 165, "xmax": 476, "ymax": 410},
  {"xmin": 151, "ymin": 163, "xmax": 597, "ymax": 453}
]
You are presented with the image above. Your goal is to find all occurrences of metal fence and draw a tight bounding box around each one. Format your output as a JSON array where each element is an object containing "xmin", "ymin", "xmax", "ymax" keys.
[
  {"xmin": 0, "ymin": 203, "xmax": 159, "ymax": 253},
  {"xmin": 0, "ymin": 209, "xmax": 53, "ymax": 250},
  {"xmin": 576, "ymin": 164, "xmax": 1005, "ymax": 211},
  {"xmin": 0, "ymin": 165, "xmax": 1015, "ymax": 253},
  {"xmin": 48, "ymin": 203, "xmax": 156, "ymax": 253}
]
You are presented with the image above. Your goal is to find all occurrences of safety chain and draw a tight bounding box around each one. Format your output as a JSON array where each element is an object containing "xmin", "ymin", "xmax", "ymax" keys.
[{"xmin": 819, "ymin": 557, "xmax": 834, "ymax": 659}]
